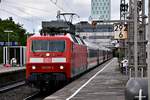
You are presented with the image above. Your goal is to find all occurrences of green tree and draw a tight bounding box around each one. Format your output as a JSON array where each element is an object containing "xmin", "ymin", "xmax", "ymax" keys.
[
  {"xmin": 0, "ymin": 17, "xmax": 26, "ymax": 45},
  {"xmin": 0, "ymin": 17, "xmax": 27, "ymax": 63}
]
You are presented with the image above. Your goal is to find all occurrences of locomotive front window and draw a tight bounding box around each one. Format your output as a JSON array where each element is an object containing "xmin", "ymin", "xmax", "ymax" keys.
[{"xmin": 31, "ymin": 40, "xmax": 65, "ymax": 52}]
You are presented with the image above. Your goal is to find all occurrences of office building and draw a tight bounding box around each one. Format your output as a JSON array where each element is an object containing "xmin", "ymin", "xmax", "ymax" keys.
[{"xmin": 91, "ymin": 0, "xmax": 111, "ymax": 20}]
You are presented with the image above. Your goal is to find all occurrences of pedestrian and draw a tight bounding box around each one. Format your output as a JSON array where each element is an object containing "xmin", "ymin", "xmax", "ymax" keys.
[
  {"xmin": 10, "ymin": 58, "xmax": 17, "ymax": 67},
  {"xmin": 121, "ymin": 59, "xmax": 128, "ymax": 74}
]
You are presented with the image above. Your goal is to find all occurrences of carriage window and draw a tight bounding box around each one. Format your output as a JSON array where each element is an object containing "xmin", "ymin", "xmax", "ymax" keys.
[{"xmin": 32, "ymin": 40, "xmax": 65, "ymax": 52}]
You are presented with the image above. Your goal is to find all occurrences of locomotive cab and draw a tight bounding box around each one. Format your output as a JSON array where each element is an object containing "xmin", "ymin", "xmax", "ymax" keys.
[{"xmin": 26, "ymin": 35, "xmax": 72, "ymax": 88}]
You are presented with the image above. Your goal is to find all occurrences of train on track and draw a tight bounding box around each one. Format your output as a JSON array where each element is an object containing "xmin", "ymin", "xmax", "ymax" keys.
[{"xmin": 26, "ymin": 33, "xmax": 112, "ymax": 91}]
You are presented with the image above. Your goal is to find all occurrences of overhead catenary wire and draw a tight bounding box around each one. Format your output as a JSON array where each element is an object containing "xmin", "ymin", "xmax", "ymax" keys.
[
  {"xmin": 49, "ymin": 0, "xmax": 65, "ymax": 11},
  {"xmin": 51, "ymin": 0, "xmax": 80, "ymax": 23},
  {"xmin": 0, "ymin": 9, "xmax": 35, "ymax": 32},
  {"xmin": 0, "ymin": 8, "xmax": 31, "ymax": 22},
  {"xmin": 0, "ymin": 0, "xmax": 47, "ymax": 25},
  {"xmin": 4, "ymin": 1, "xmax": 56, "ymax": 15},
  {"xmin": 2, "ymin": 4, "xmax": 53, "ymax": 20},
  {"xmin": 0, "ymin": 0, "xmax": 79, "ymax": 32},
  {"xmin": 0, "ymin": 7, "xmax": 51, "ymax": 24},
  {"xmin": 0, "ymin": 8, "xmax": 42, "ymax": 31},
  {"xmin": 4, "ymin": 0, "xmax": 67, "ymax": 20},
  {"xmin": 0, "ymin": 0, "xmax": 56, "ymax": 22},
  {"xmin": 3, "ymin": 0, "xmax": 77, "ymax": 19},
  {"xmin": 63, "ymin": 0, "xmax": 80, "ymax": 23},
  {"xmin": 3, "ymin": 5, "xmax": 35, "ymax": 17}
]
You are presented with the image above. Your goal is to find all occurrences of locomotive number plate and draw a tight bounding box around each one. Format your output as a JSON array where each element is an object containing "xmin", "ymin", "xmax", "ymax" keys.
[
  {"xmin": 44, "ymin": 58, "xmax": 52, "ymax": 63},
  {"xmin": 42, "ymin": 66, "xmax": 53, "ymax": 69}
]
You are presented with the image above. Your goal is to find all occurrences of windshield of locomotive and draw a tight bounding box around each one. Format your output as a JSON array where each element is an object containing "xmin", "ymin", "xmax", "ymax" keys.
[{"xmin": 31, "ymin": 40, "xmax": 65, "ymax": 52}]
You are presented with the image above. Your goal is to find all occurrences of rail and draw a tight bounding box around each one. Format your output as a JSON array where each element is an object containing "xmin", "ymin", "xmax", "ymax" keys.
[
  {"xmin": 23, "ymin": 91, "xmax": 40, "ymax": 100},
  {"xmin": 0, "ymin": 81, "xmax": 25, "ymax": 93}
]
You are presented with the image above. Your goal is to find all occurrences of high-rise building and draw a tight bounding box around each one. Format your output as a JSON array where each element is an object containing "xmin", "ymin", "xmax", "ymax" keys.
[{"xmin": 91, "ymin": 0, "xmax": 111, "ymax": 20}]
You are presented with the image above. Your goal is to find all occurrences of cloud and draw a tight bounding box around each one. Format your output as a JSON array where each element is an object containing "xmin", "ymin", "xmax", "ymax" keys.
[
  {"xmin": 111, "ymin": 0, "xmax": 120, "ymax": 20},
  {"xmin": 2, "ymin": 0, "xmax": 148, "ymax": 33},
  {"xmin": 63, "ymin": 0, "xmax": 91, "ymax": 20},
  {"xmin": 72, "ymin": 0, "xmax": 90, "ymax": 5},
  {"xmin": 2, "ymin": 0, "xmax": 60, "ymax": 18},
  {"xmin": 0, "ymin": 0, "xmax": 64, "ymax": 32}
]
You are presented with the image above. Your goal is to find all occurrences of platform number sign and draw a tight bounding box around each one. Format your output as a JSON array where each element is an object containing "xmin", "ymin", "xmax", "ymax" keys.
[{"xmin": 114, "ymin": 24, "xmax": 128, "ymax": 39}]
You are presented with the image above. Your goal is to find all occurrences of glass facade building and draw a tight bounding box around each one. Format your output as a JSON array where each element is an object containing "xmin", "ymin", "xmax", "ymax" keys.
[{"xmin": 91, "ymin": 0, "xmax": 111, "ymax": 20}]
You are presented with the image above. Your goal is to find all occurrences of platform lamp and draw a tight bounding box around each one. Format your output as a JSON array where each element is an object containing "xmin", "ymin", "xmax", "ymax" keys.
[{"xmin": 4, "ymin": 30, "xmax": 13, "ymax": 65}]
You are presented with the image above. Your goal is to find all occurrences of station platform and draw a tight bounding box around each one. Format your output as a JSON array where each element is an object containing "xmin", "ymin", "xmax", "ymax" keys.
[
  {"xmin": 44, "ymin": 58, "xmax": 128, "ymax": 100},
  {"xmin": 0, "ymin": 64, "xmax": 25, "ymax": 74},
  {"xmin": 0, "ymin": 64, "xmax": 26, "ymax": 87}
]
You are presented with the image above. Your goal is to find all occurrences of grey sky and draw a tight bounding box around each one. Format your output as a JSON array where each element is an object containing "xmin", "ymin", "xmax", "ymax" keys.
[{"xmin": 0, "ymin": 0, "xmax": 148, "ymax": 33}]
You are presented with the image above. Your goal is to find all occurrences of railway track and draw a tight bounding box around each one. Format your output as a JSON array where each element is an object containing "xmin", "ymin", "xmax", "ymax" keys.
[
  {"xmin": 0, "ymin": 81, "xmax": 25, "ymax": 93},
  {"xmin": 23, "ymin": 91, "xmax": 40, "ymax": 100},
  {"xmin": 23, "ymin": 89, "xmax": 57, "ymax": 100},
  {"xmin": 23, "ymin": 84, "xmax": 66, "ymax": 100}
]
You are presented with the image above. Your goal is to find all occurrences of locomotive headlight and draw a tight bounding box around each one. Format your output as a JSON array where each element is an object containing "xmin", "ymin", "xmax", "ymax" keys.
[
  {"xmin": 46, "ymin": 53, "xmax": 50, "ymax": 56},
  {"xmin": 60, "ymin": 66, "xmax": 64, "ymax": 70},
  {"xmin": 32, "ymin": 66, "xmax": 36, "ymax": 70}
]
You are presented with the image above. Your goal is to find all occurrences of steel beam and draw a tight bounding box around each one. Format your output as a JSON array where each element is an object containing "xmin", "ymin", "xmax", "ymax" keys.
[
  {"xmin": 134, "ymin": 0, "xmax": 138, "ymax": 77},
  {"xmin": 92, "ymin": 20, "xmax": 133, "ymax": 23},
  {"xmin": 148, "ymin": 0, "xmax": 150, "ymax": 99}
]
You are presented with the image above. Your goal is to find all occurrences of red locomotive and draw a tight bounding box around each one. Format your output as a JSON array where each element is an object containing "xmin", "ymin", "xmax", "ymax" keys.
[{"xmin": 26, "ymin": 33, "xmax": 112, "ymax": 90}]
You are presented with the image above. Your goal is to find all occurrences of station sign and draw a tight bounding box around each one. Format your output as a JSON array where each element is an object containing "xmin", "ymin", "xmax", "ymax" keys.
[
  {"xmin": 0, "ymin": 42, "xmax": 19, "ymax": 46},
  {"xmin": 114, "ymin": 24, "xmax": 128, "ymax": 39}
]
